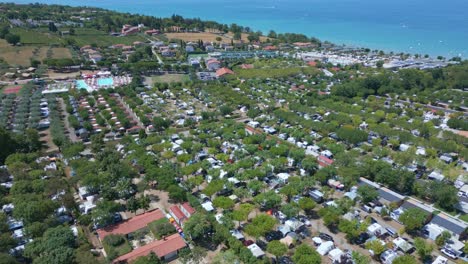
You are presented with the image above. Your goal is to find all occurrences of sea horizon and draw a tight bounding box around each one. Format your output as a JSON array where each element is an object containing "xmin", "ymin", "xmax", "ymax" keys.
[{"xmin": 7, "ymin": 0, "xmax": 468, "ymax": 58}]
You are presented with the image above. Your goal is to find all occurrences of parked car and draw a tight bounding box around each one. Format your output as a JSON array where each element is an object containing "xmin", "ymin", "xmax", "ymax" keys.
[
  {"xmin": 441, "ymin": 247, "xmax": 458, "ymax": 259},
  {"xmin": 265, "ymin": 231, "xmax": 283, "ymax": 242},
  {"xmin": 243, "ymin": 240, "xmax": 254, "ymax": 247},
  {"xmin": 256, "ymin": 239, "xmax": 268, "ymax": 250},
  {"xmin": 353, "ymin": 232, "xmax": 370, "ymax": 245},
  {"xmin": 319, "ymin": 232, "xmax": 334, "ymax": 242}
]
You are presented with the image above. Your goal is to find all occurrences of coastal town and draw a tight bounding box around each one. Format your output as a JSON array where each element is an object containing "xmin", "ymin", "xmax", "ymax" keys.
[{"xmin": 0, "ymin": 3, "xmax": 467, "ymax": 264}]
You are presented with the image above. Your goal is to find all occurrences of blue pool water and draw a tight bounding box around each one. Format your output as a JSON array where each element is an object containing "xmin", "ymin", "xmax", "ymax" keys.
[
  {"xmin": 97, "ymin": 78, "xmax": 114, "ymax": 87},
  {"xmin": 76, "ymin": 80, "xmax": 90, "ymax": 91}
]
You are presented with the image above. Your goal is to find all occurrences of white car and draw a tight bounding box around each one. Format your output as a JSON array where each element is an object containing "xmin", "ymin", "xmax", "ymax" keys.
[{"xmin": 441, "ymin": 247, "xmax": 458, "ymax": 259}]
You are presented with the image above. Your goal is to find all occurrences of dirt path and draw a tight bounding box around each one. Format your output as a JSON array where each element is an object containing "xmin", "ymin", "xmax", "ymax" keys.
[
  {"xmin": 114, "ymin": 95, "xmax": 144, "ymax": 128},
  {"xmin": 58, "ymin": 97, "xmax": 79, "ymax": 142}
]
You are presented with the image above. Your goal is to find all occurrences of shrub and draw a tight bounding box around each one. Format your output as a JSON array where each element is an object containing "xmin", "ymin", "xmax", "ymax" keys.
[{"xmin": 104, "ymin": 234, "xmax": 125, "ymax": 247}]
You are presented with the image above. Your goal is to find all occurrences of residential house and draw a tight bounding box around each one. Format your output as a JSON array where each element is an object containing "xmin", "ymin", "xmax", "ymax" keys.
[
  {"xmin": 216, "ymin": 67, "xmax": 234, "ymax": 78},
  {"xmin": 97, "ymin": 209, "xmax": 165, "ymax": 240},
  {"xmin": 317, "ymin": 155, "xmax": 334, "ymax": 168},
  {"xmin": 161, "ymin": 49, "xmax": 175, "ymax": 57},
  {"xmin": 112, "ymin": 233, "xmax": 186, "ymax": 263},
  {"xmin": 121, "ymin": 24, "xmax": 141, "ymax": 35},
  {"xmin": 185, "ymin": 45, "xmax": 195, "ymax": 53},
  {"xmin": 206, "ymin": 59, "xmax": 221, "ymax": 71},
  {"xmin": 145, "ymin": 29, "xmax": 160, "ymax": 35}
]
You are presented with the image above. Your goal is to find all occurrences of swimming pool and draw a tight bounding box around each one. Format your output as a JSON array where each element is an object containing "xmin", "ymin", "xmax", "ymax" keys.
[
  {"xmin": 97, "ymin": 78, "xmax": 113, "ymax": 87},
  {"xmin": 76, "ymin": 80, "xmax": 91, "ymax": 91}
]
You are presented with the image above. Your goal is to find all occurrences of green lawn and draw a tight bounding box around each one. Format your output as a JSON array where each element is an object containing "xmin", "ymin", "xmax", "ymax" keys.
[
  {"xmin": 67, "ymin": 28, "xmax": 146, "ymax": 47},
  {"xmin": 152, "ymin": 74, "xmax": 189, "ymax": 83},
  {"xmin": 459, "ymin": 214, "xmax": 468, "ymax": 222},
  {"xmin": 11, "ymin": 27, "xmax": 146, "ymax": 47},
  {"xmin": 11, "ymin": 28, "xmax": 62, "ymax": 45},
  {"xmin": 102, "ymin": 236, "xmax": 132, "ymax": 260}
]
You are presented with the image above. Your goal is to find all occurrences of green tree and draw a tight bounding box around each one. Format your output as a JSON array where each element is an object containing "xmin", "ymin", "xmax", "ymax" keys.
[
  {"xmin": 232, "ymin": 203, "xmax": 254, "ymax": 225},
  {"xmin": 253, "ymin": 190, "xmax": 282, "ymax": 210},
  {"xmin": 392, "ymin": 255, "xmax": 418, "ymax": 264},
  {"xmin": 351, "ymin": 251, "xmax": 371, "ymax": 264},
  {"xmin": 48, "ymin": 22, "xmax": 58, "ymax": 32},
  {"xmin": 0, "ymin": 253, "xmax": 19, "ymax": 264},
  {"xmin": 292, "ymin": 244, "xmax": 321, "ymax": 264},
  {"xmin": 213, "ymin": 196, "xmax": 235, "ymax": 210},
  {"xmin": 126, "ymin": 197, "xmax": 139, "ymax": 213},
  {"xmin": 244, "ymin": 214, "xmax": 276, "ymax": 238},
  {"xmin": 178, "ymin": 246, "xmax": 207, "ymax": 264},
  {"xmin": 184, "ymin": 212, "xmax": 213, "ymax": 241},
  {"xmin": 133, "ymin": 252, "xmax": 161, "ymax": 264},
  {"xmin": 267, "ymin": 240, "xmax": 288, "ymax": 260},
  {"xmin": 399, "ymin": 208, "xmax": 428, "ymax": 233},
  {"xmin": 318, "ymin": 206, "xmax": 341, "ymax": 228},
  {"xmin": 5, "ymin": 33, "xmax": 20, "ymax": 45},
  {"xmin": 436, "ymin": 231, "xmax": 451, "ymax": 247},
  {"xmin": 365, "ymin": 240, "xmax": 386, "ymax": 256},
  {"xmin": 0, "ymin": 233, "xmax": 16, "ymax": 252},
  {"xmin": 357, "ymin": 185, "xmax": 378, "ymax": 204},
  {"xmin": 298, "ymin": 197, "xmax": 316, "ymax": 213},
  {"xmin": 414, "ymin": 237, "xmax": 434, "ymax": 261},
  {"xmin": 281, "ymin": 203, "xmax": 300, "ymax": 218},
  {"xmin": 301, "ymin": 157, "xmax": 318, "ymax": 174},
  {"xmin": 336, "ymin": 126, "xmax": 368, "ymax": 145}
]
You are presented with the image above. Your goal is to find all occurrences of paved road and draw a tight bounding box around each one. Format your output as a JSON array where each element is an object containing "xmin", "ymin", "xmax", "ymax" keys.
[{"xmin": 375, "ymin": 95, "xmax": 467, "ymax": 116}]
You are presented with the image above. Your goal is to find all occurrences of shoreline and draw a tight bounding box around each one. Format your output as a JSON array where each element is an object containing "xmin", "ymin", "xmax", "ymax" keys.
[{"xmin": 9, "ymin": 0, "xmax": 468, "ymax": 59}]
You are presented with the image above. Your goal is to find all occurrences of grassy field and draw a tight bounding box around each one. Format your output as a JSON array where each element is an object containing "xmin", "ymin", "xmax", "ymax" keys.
[
  {"xmin": 152, "ymin": 74, "xmax": 189, "ymax": 83},
  {"xmin": 50, "ymin": 47, "xmax": 72, "ymax": 59},
  {"xmin": 0, "ymin": 40, "xmax": 72, "ymax": 66},
  {"xmin": 0, "ymin": 42, "xmax": 36, "ymax": 66},
  {"xmin": 67, "ymin": 28, "xmax": 146, "ymax": 47},
  {"xmin": 11, "ymin": 28, "xmax": 62, "ymax": 45}
]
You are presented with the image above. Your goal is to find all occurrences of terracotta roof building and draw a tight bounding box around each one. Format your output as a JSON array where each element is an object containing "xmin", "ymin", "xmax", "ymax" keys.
[
  {"xmin": 97, "ymin": 209, "xmax": 164, "ymax": 240},
  {"xmin": 317, "ymin": 155, "xmax": 334, "ymax": 168},
  {"xmin": 113, "ymin": 234, "xmax": 186, "ymax": 263},
  {"xmin": 169, "ymin": 205, "xmax": 186, "ymax": 225},
  {"xmin": 180, "ymin": 203, "xmax": 195, "ymax": 217},
  {"xmin": 216, "ymin": 67, "xmax": 234, "ymax": 78}
]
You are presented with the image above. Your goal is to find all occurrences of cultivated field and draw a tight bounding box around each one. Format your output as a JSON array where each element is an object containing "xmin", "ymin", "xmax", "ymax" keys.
[
  {"xmin": 151, "ymin": 74, "xmax": 189, "ymax": 83},
  {"xmin": 67, "ymin": 28, "xmax": 146, "ymax": 47},
  {"xmin": 0, "ymin": 40, "xmax": 72, "ymax": 66},
  {"xmin": 165, "ymin": 31, "xmax": 272, "ymax": 44},
  {"xmin": 0, "ymin": 44, "xmax": 36, "ymax": 66},
  {"xmin": 50, "ymin": 47, "xmax": 72, "ymax": 59}
]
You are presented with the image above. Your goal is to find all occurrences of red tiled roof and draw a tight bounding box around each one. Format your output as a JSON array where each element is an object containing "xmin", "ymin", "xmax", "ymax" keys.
[
  {"xmin": 308, "ymin": 61, "xmax": 317, "ymax": 67},
  {"xmin": 216, "ymin": 67, "xmax": 234, "ymax": 77},
  {"xmin": 240, "ymin": 64, "xmax": 254, "ymax": 69},
  {"xmin": 112, "ymin": 234, "xmax": 186, "ymax": 263},
  {"xmin": 169, "ymin": 205, "xmax": 185, "ymax": 220},
  {"xmin": 97, "ymin": 209, "xmax": 164, "ymax": 240},
  {"xmin": 3, "ymin": 86, "xmax": 22, "ymax": 94},
  {"xmin": 318, "ymin": 155, "xmax": 334, "ymax": 167},
  {"xmin": 206, "ymin": 59, "xmax": 220, "ymax": 65},
  {"xmin": 181, "ymin": 203, "xmax": 195, "ymax": 215},
  {"xmin": 263, "ymin": 45, "xmax": 277, "ymax": 51}
]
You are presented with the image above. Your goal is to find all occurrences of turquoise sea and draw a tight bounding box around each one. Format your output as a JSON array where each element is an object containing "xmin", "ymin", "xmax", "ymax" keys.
[{"xmin": 9, "ymin": 0, "xmax": 468, "ymax": 57}]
